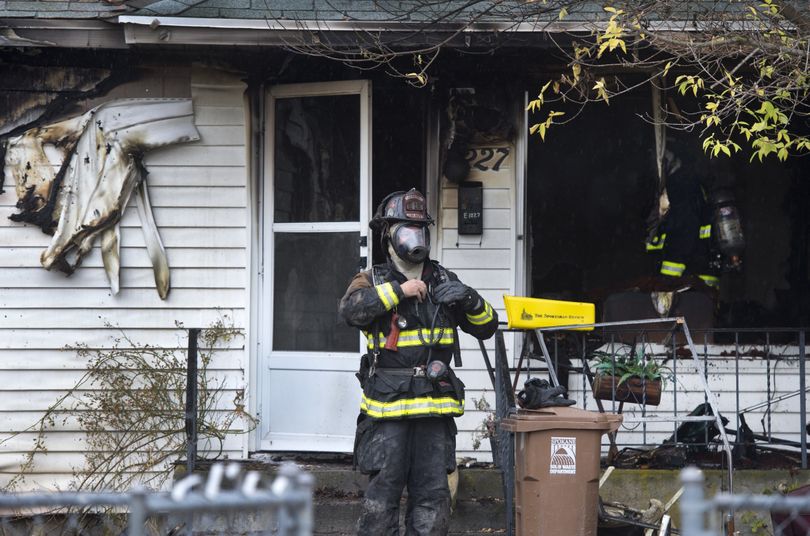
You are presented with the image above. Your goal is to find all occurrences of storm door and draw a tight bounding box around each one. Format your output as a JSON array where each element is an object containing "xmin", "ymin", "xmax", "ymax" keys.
[{"xmin": 259, "ymin": 81, "xmax": 371, "ymax": 452}]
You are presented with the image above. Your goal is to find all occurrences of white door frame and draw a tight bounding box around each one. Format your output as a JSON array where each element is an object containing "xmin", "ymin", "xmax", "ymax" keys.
[
  {"xmin": 513, "ymin": 91, "xmax": 529, "ymax": 364},
  {"xmin": 253, "ymin": 79, "xmax": 372, "ymax": 451}
]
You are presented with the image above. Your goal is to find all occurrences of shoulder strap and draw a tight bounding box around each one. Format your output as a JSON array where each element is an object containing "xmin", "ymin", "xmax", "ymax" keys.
[{"xmin": 368, "ymin": 265, "xmax": 386, "ymax": 376}]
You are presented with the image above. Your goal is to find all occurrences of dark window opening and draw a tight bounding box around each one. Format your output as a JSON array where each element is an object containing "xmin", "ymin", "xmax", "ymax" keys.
[
  {"xmin": 370, "ymin": 82, "xmax": 428, "ymax": 264},
  {"xmin": 526, "ymin": 86, "xmax": 810, "ymax": 330}
]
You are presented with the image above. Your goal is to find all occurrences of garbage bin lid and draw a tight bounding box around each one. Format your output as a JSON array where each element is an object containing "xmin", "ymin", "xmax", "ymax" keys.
[{"xmin": 500, "ymin": 407, "xmax": 622, "ymax": 433}]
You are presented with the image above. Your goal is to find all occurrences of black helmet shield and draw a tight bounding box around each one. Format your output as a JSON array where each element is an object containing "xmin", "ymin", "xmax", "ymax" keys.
[{"xmin": 371, "ymin": 189, "xmax": 433, "ymax": 263}]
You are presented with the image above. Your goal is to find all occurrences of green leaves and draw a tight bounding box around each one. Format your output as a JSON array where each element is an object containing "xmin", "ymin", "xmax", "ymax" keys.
[
  {"xmin": 675, "ymin": 74, "xmax": 705, "ymax": 97},
  {"xmin": 522, "ymin": 1, "xmax": 808, "ymax": 161},
  {"xmin": 405, "ymin": 72, "xmax": 427, "ymax": 87},
  {"xmin": 529, "ymin": 110, "xmax": 565, "ymax": 141},
  {"xmin": 590, "ymin": 349, "xmax": 668, "ymax": 386},
  {"xmin": 526, "ymin": 80, "xmax": 553, "ymax": 113},
  {"xmin": 596, "ymin": 6, "xmax": 628, "ymax": 58},
  {"xmin": 593, "ymin": 78, "xmax": 610, "ymax": 103}
]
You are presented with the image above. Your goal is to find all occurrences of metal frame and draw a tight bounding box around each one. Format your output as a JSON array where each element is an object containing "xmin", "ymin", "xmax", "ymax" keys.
[
  {"xmin": 534, "ymin": 317, "xmax": 734, "ymax": 494},
  {"xmin": 483, "ymin": 317, "xmax": 750, "ymax": 536}
]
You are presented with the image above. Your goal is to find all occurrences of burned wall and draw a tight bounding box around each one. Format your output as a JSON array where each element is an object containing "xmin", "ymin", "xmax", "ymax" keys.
[{"xmin": 0, "ymin": 63, "xmax": 250, "ymax": 490}]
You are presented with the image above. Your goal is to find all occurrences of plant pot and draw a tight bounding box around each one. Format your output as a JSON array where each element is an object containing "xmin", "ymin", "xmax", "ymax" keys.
[{"xmin": 592, "ymin": 374, "xmax": 662, "ymax": 406}]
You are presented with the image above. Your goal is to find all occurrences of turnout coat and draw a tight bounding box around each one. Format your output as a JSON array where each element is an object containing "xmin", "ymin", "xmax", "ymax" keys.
[{"xmin": 339, "ymin": 260, "xmax": 498, "ymax": 420}]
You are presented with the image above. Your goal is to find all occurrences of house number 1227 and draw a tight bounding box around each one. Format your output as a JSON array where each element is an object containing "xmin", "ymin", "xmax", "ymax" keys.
[{"xmin": 465, "ymin": 147, "xmax": 510, "ymax": 172}]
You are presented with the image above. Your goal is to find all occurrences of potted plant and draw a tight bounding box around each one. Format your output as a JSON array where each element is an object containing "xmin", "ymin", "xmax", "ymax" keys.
[{"xmin": 590, "ymin": 349, "xmax": 667, "ymax": 406}]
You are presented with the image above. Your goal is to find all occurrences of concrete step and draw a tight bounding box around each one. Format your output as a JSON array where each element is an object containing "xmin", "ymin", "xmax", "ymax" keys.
[
  {"xmin": 311, "ymin": 466, "xmax": 506, "ymax": 535},
  {"xmin": 315, "ymin": 499, "xmax": 506, "ymax": 535}
]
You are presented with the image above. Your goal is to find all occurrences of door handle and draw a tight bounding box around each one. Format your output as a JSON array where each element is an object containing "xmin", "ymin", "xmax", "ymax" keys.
[{"xmin": 358, "ymin": 256, "xmax": 367, "ymax": 272}]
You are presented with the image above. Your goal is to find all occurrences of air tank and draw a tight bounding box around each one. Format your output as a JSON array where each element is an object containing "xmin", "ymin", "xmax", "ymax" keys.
[{"xmin": 711, "ymin": 189, "xmax": 745, "ymax": 265}]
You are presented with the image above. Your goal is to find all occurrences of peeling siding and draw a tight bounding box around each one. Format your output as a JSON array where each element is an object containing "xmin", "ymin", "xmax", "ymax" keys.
[
  {"xmin": 436, "ymin": 142, "xmax": 516, "ymax": 462},
  {"xmin": 0, "ymin": 66, "xmax": 249, "ymax": 490}
]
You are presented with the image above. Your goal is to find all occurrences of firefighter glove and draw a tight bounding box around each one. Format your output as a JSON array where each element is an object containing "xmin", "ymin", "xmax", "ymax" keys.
[
  {"xmin": 433, "ymin": 281, "xmax": 481, "ymax": 312},
  {"xmin": 517, "ymin": 378, "xmax": 576, "ymax": 409}
]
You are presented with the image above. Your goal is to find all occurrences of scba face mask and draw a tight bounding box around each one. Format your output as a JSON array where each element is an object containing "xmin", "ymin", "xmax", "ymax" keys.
[{"xmin": 390, "ymin": 223, "xmax": 430, "ymax": 264}]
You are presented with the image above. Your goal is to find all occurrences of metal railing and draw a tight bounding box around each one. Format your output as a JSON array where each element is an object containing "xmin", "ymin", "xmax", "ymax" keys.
[
  {"xmin": 681, "ymin": 466, "xmax": 810, "ymax": 536},
  {"xmin": 0, "ymin": 462, "xmax": 314, "ymax": 536},
  {"xmin": 489, "ymin": 323, "xmax": 808, "ymax": 468},
  {"xmin": 481, "ymin": 321, "xmax": 808, "ymax": 536}
]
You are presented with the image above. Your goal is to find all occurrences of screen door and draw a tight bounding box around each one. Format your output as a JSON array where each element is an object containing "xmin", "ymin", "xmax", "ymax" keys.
[{"xmin": 259, "ymin": 80, "xmax": 371, "ymax": 451}]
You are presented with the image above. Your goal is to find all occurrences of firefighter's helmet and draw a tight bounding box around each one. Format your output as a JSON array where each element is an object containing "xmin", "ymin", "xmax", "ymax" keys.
[{"xmin": 370, "ymin": 189, "xmax": 433, "ymax": 232}]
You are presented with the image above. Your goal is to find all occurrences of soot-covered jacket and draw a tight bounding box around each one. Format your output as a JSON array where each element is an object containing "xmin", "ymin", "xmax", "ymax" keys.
[{"xmin": 339, "ymin": 260, "xmax": 498, "ymax": 420}]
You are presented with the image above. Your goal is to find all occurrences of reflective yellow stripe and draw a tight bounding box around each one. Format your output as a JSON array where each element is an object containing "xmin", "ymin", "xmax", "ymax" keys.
[
  {"xmin": 361, "ymin": 393, "xmax": 464, "ymax": 418},
  {"xmin": 699, "ymin": 274, "xmax": 720, "ymax": 287},
  {"xmin": 660, "ymin": 261, "xmax": 686, "ymax": 277},
  {"xmin": 645, "ymin": 233, "xmax": 666, "ymax": 251},
  {"xmin": 699, "ymin": 225, "xmax": 711, "ymax": 239},
  {"xmin": 374, "ymin": 282, "xmax": 399, "ymax": 310},
  {"xmin": 467, "ymin": 301, "xmax": 494, "ymax": 326},
  {"xmin": 366, "ymin": 328, "xmax": 455, "ymax": 348}
]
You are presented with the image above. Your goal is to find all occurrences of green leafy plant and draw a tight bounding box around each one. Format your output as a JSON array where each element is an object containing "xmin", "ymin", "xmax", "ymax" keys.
[
  {"xmin": 740, "ymin": 511, "xmax": 772, "ymax": 535},
  {"xmin": 590, "ymin": 348, "xmax": 670, "ymax": 387}
]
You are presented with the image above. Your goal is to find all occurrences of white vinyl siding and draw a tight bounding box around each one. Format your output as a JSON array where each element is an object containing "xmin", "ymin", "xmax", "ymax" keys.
[
  {"xmin": 0, "ymin": 66, "xmax": 250, "ymax": 490},
  {"xmin": 436, "ymin": 143, "xmax": 517, "ymax": 462}
]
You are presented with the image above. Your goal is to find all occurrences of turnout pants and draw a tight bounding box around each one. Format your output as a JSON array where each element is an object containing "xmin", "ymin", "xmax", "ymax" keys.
[{"xmin": 355, "ymin": 417, "xmax": 457, "ymax": 536}]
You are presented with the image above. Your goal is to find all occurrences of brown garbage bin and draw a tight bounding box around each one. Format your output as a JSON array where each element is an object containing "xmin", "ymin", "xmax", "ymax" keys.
[{"xmin": 500, "ymin": 407, "xmax": 622, "ymax": 536}]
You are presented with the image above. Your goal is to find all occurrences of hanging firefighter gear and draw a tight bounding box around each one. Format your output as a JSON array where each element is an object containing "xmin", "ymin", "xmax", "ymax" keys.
[
  {"xmin": 340, "ymin": 189, "xmax": 498, "ymax": 536},
  {"xmin": 645, "ymin": 151, "xmax": 721, "ymax": 288}
]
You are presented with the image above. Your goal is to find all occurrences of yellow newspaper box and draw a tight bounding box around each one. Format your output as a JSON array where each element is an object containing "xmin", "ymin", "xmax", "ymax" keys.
[{"xmin": 503, "ymin": 295, "xmax": 595, "ymax": 331}]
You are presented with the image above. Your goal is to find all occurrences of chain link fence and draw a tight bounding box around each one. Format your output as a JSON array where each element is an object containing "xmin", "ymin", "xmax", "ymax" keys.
[
  {"xmin": 681, "ymin": 467, "xmax": 810, "ymax": 535},
  {"xmin": 0, "ymin": 462, "xmax": 313, "ymax": 536}
]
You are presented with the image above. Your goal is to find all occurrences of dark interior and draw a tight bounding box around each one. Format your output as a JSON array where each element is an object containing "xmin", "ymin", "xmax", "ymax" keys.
[
  {"xmin": 370, "ymin": 81, "xmax": 428, "ymax": 264},
  {"xmin": 527, "ymin": 84, "xmax": 810, "ymax": 329}
]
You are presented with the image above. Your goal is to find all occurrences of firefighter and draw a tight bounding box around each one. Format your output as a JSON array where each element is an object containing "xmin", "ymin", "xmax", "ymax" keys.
[
  {"xmin": 339, "ymin": 188, "xmax": 498, "ymax": 536},
  {"xmin": 646, "ymin": 150, "xmax": 720, "ymax": 289}
]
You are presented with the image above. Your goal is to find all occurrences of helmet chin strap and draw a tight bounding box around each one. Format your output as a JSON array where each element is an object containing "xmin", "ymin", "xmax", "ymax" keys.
[{"xmin": 387, "ymin": 242, "xmax": 424, "ymax": 281}]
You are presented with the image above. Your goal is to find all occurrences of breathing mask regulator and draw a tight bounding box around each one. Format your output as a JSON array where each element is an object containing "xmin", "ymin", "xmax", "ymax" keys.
[{"xmin": 390, "ymin": 223, "xmax": 430, "ymax": 264}]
